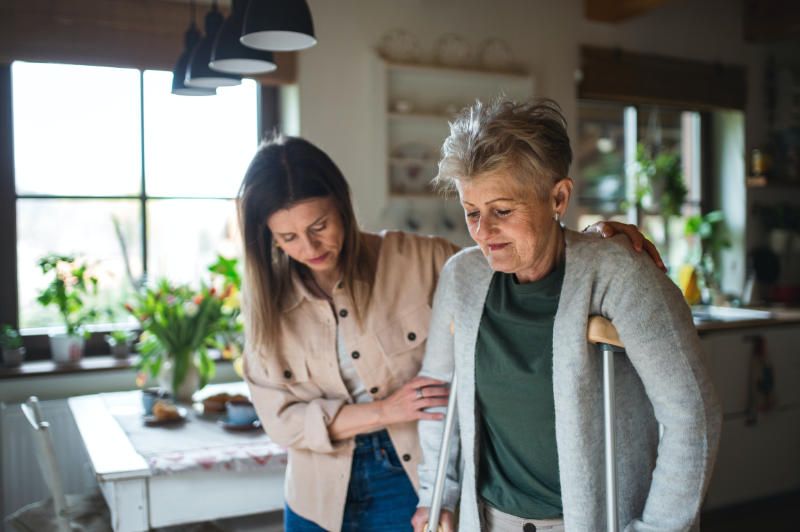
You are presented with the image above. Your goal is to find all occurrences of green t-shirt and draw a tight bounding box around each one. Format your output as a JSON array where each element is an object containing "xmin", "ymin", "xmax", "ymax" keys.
[{"xmin": 475, "ymin": 261, "xmax": 565, "ymax": 519}]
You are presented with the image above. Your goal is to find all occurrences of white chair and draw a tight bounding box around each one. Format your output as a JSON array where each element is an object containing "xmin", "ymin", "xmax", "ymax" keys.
[{"xmin": 4, "ymin": 396, "xmax": 112, "ymax": 532}]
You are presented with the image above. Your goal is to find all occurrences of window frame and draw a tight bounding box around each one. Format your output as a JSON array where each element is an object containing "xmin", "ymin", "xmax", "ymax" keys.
[{"xmin": 0, "ymin": 62, "xmax": 279, "ymax": 360}]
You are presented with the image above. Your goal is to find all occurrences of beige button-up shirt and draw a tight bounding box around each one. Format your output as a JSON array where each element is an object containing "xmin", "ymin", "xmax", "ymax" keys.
[{"xmin": 244, "ymin": 231, "xmax": 459, "ymax": 531}]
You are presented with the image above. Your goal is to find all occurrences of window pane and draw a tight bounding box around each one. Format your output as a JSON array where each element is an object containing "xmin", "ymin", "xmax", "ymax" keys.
[
  {"xmin": 17, "ymin": 199, "xmax": 143, "ymax": 329},
  {"xmin": 147, "ymin": 199, "xmax": 241, "ymax": 285},
  {"xmin": 577, "ymin": 101, "xmax": 626, "ymax": 213},
  {"xmin": 12, "ymin": 62, "xmax": 142, "ymax": 196},
  {"xmin": 143, "ymin": 71, "xmax": 258, "ymax": 198}
]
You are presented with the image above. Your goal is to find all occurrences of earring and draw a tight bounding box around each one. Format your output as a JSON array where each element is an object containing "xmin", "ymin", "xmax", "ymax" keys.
[{"xmin": 553, "ymin": 212, "xmax": 561, "ymax": 223}]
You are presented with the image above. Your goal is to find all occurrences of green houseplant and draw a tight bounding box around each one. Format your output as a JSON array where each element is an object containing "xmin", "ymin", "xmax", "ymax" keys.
[
  {"xmin": 126, "ymin": 271, "xmax": 239, "ymax": 401},
  {"xmin": 36, "ymin": 254, "xmax": 99, "ymax": 363},
  {"xmin": 634, "ymin": 143, "xmax": 688, "ymax": 259},
  {"xmin": 0, "ymin": 324, "xmax": 25, "ymax": 366},
  {"xmin": 684, "ymin": 210, "xmax": 731, "ymax": 304}
]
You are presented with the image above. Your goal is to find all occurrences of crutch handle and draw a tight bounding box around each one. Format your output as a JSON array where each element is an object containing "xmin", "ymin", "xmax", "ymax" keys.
[{"xmin": 588, "ymin": 316, "xmax": 624, "ymax": 348}]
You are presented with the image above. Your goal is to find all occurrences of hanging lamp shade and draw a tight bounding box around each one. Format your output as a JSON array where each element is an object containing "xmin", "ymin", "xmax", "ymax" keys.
[
  {"xmin": 172, "ymin": 23, "xmax": 217, "ymax": 96},
  {"xmin": 210, "ymin": 0, "xmax": 277, "ymax": 74},
  {"xmin": 240, "ymin": 0, "xmax": 317, "ymax": 52},
  {"xmin": 186, "ymin": 3, "xmax": 242, "ymax": 88}
]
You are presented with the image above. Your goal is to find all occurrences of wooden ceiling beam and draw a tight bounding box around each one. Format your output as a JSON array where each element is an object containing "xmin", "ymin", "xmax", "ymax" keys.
[
  {"xmin": 743, "ymin": 0, "xmax": 800, "ymax": 43},
  {"xmin": 585, "ymin": 0, "xmax": 674, "ymax": 23}
]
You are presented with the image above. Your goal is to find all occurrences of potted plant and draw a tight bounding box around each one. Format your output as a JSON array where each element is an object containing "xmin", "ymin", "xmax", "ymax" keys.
[
  {"xmin": 684, "ymin": 210, "xmax": 731, "ymax": 304},
  {"xmin": 36, "ymin": 254, "xmax": 99, "ymax": 363},
  {"xmin": 0, "ymin": 324, "xmax": 26, "ymax": 366},
  {"xmin": 105, "ymin": 329, "xmax": 136, "ymax": 358},
  {"xmin": 125, "ymin": 278, "xmax": 234, "ymax": 401}
]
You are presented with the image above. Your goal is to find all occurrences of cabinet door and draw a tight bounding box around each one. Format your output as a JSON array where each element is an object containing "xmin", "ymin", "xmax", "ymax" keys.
[
  {"xmin": 705, "ymin": 408, "xmax": 800, "ymax": 509},
  {"xmin": 701, "ymin": 325, "xmax": 800, "ymax": 509}
]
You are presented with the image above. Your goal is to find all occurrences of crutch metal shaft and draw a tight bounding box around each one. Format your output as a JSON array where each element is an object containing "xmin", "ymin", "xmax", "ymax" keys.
[
  {"xmin": 602, "ymin": 345, "xmax": 619, "ymax": 532},
  {"xmin": 426, "ymin": 373, "xmax": 458, "ymax": 532}
]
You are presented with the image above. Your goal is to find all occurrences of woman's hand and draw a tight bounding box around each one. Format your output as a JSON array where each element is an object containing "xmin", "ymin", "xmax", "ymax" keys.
[
  {"xmin": 583, "ymin": 221, "xmax": 666, "ymax": 272},
  {"xmin": 378, "ymin": 376, "xmax": 449, "ymax": 425},
  {"xmin": 412, "ymin": 507, "xmax": 456, "ymax": 532}
]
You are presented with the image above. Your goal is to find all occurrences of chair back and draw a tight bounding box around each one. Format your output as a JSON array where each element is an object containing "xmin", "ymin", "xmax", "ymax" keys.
[{"xmin": 21, "ymin": 396, "xmax": 71, "ymax": 532}]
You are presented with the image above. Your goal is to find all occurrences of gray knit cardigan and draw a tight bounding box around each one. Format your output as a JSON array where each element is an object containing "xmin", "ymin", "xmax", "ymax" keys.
[{"xmin": 417, "ymin": 230, "xmax": 722, "ymax": 531}]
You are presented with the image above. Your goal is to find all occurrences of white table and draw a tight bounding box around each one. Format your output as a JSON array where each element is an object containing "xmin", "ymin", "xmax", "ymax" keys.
[{"xmin": 68, "ymin": 382, "xmax": 286, "ymax": 532}]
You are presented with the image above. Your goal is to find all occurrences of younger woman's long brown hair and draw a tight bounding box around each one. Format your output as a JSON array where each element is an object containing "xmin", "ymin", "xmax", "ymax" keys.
[{"xmin": 237, "ymin": 135, "xmax": 376, "ymax": 357}]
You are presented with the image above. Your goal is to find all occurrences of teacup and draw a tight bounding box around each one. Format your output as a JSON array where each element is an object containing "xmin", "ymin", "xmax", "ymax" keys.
[
  {"xmin": 142, "ymin": 388, "xmax": 170, "ymax": 416},
  {"xmin": 226, "ymin": 398, "xmax": 258, "ymax": 426}
]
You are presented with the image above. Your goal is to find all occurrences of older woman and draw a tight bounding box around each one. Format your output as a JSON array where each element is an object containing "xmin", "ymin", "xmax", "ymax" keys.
[
  {"xmin": 238, "ymin": 135, "xmax": 663, "ymax": 532},
  {"xmin": 413, "ymin": 99, "xmax": 721, "ymax": 532}
]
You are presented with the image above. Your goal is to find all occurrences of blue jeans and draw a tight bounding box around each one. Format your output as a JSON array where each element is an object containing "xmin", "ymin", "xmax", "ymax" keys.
[{"xmin": 284, "ymin": 429, "xmax": 418, "ymax": 531}]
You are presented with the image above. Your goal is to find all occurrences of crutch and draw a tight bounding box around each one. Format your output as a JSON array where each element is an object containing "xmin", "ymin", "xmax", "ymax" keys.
[
  {"xmin": 588, "ymin": 316, "xmax": 665, "ymax": 532},
  {"xmin": 588, "ymin": 316, "xmax": 625, "ymax": 532},
  {"xmin": 425, "ymin": 373, "xmax": 458, "ymax": 532}
]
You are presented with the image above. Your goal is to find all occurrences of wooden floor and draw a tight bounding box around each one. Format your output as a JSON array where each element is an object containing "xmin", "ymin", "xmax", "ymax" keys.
[{"xmin": 701, "ymin": 491, "xmax": 800, "ymax": 532}]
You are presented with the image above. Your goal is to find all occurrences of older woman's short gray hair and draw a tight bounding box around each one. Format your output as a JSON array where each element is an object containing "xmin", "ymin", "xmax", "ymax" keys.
[{"xmin": 434, "ymin": 97, "xmax": 572, "ymax": 200}]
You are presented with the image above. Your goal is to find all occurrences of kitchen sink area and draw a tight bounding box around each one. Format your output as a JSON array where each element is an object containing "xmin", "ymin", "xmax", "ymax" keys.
[{"xmin": 692, "ymin": 306, "xmax": 774, "ymax": 324}]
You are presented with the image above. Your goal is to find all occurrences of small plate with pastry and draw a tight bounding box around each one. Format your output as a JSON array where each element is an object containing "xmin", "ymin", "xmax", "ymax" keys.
[{"xmin": 144, "ymin": 400, "xmax": 188, "ymax": 427}]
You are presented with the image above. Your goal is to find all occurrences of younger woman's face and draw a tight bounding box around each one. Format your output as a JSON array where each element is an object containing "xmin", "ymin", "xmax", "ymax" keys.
[{"xmin": 267, "ymin": 196, "xmax": 345, "ymax": 277}]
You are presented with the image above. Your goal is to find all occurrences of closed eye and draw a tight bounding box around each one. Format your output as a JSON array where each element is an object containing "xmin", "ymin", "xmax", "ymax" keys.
[
  {"xmin": 466, "ymin": 211, "xmax": 480, "ymax": 221},
  {"xmin": 495, "ymin": 209, "xmax": 512, "ymax": 217}
]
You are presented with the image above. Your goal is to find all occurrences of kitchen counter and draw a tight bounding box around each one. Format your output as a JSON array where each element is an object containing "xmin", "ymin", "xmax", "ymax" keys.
[{"xmin": 693, "ymin": 306, "xmax": 800, "ymax": 334}]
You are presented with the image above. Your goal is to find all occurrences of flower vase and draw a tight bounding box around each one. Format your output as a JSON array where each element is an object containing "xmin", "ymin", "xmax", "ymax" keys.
[{"xmin": 157, "ymin": 357, "xmax": 201, "ymax": 402}]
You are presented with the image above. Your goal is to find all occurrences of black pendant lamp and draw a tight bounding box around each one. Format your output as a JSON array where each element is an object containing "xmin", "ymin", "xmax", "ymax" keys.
[
  {"xmin": 186, "ymin": 1, "xmax": 242, "ymax": 88},
  {"xmin": 210, "ymin": 0, "xmax": 277, "ymax": 74},
  {"xmin": 241, "ymin": 0, "xmax": 317, "ymax": 52},
  {"xmin": 172, "ymin": 3, "xmax": 216, "ymax": 96}
]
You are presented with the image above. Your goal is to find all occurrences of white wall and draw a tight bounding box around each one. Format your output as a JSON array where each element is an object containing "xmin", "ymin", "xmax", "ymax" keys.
[{"xmin": 293, "ymin": 0, "xmax": 767, "ymax": 231}]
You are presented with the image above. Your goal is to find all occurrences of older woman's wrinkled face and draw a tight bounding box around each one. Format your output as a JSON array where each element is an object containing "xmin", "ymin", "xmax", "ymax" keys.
[{"xmin": 457, "ymin": 170, "xmax": 572, "ymax": 282}]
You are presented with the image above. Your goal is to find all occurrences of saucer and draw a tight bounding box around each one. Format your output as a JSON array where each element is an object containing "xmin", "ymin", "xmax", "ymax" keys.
[
  {"xmin": 219, "ymin": 418, "xmax": 262, "ymax": 432},
  {"xmin": 143, "ymin": 406, "xmax": 188, "ymax": 427}
]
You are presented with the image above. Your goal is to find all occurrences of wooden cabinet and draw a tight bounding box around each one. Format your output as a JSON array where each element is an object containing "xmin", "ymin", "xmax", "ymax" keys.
[
  {"xmin": 372, "ymin": 58, "xmax": 534, "ymax": 245},
  {"xmin": 700, "ymin": 325, "xmax": 800, "ymax": 509}
]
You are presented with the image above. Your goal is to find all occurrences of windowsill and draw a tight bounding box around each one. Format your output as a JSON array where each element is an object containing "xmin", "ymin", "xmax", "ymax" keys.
[{"xmin": 0, "ymin": 354, "xmax": 232, "ymax": 380}]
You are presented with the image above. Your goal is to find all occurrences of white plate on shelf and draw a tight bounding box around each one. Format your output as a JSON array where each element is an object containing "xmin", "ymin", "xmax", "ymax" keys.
[
  {"xmin": 435, "ymin": 34, "xmax": 472, "ymax": 67},
  {"xmin": 390, "ymin": 143, "xmax": 438, "ymax": 193},
  {"xmin": 378, "ymin": 29, "xmax": 421, "ymax": 63},
  {"xmin": 478, "ymin": 38, "xmax": 513, "ymax": 70}
]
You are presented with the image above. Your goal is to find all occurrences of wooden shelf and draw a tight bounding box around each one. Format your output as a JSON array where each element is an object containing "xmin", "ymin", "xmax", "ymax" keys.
[
  {"xmin": 382, "ymin": 58, "xmax": 529, "ymax": 79},
  {"xmin": 746, "ymin": 175, "xmax": 768, "ymax": 187},
  {"xmin": 747, "ymin": 176, "xmax": 800, "ymax": 188},
  {"xmin": 388, "ymin": 111, "xmax": 452, "ymax": 121}
]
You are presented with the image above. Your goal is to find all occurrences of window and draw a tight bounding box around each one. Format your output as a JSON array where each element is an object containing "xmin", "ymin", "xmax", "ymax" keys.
[
  {"xmin": 576, "ymin": 100, "xmax": 702, "ymax": 271},
  {"xmin": 9, "ymin": 62, "xmax": 258, "ymax": 342}
]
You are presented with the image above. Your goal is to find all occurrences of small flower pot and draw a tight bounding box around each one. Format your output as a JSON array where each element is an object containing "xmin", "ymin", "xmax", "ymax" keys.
[
  {"xmin": 2, "ymin": 346, "xmax": 25, "ymax": 367},
  {"xmin": 110, "ymin": 343, "xmax": 131, "ymax": 358},
  {"xmin": 49, "ymin": 333, "xmax": 85, "ymax": 364}
]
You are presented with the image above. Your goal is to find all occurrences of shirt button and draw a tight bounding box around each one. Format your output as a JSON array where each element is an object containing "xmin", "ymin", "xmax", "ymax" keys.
[
  {"xmin": 283, "ymin": 370, "xmax": 292, "ymax": 379},
  {"xmin": 402, "ymin": 453, "xmax": 411, "ymax": 462},
  {"xmin": 523, "ymin": 524, "xmax": 537, "ymax": 532},
  {"xmin": 407, "ymin": 332, "xmax": 416, "ymax": 341},
  {"xmin": 370, "ymin": 386, "xmax": 378, "ymax": 394},
  {"xmin": 339, "ymin": 309, "xmax": 348, "ymax": 318},
  {"xmin": 351, "ymin": 351, "xmax": 360, "ymax": 359}
]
